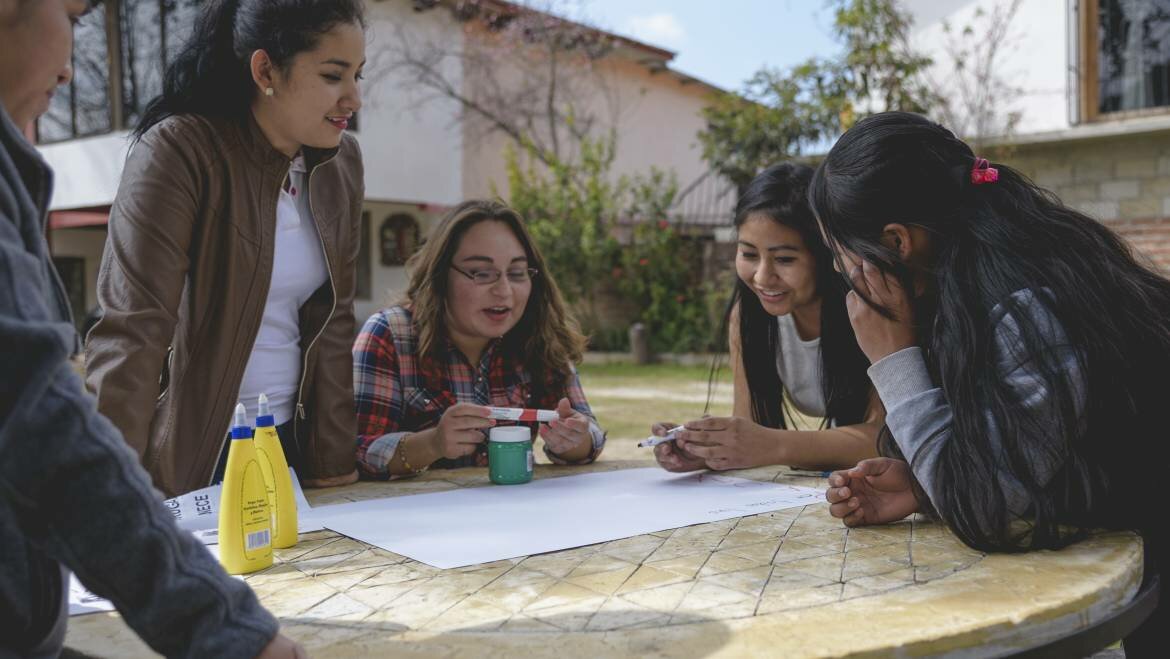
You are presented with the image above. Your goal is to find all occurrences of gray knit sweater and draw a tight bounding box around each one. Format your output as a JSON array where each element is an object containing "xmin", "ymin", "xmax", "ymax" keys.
[
  {"xmin": 0, "ymin": 106, "xmax": 278, "ymax": 656},
  {"xmin": 867, "ymin": 289, "xmax": 1084, "ymax": 534}
]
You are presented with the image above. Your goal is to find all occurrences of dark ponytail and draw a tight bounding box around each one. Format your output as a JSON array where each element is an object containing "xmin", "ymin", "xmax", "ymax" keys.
[{"xmin": 134, "ymin": 0, "xmax": 366, "ymax": 140}]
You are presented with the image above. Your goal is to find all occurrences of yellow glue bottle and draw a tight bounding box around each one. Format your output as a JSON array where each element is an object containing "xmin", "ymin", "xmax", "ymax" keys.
[
  {"xmin": 253, "ymin": 393, "xmax": 298, "ymax": 548},
  {"xmin": 218, "ymin": 403, "xmax": 272, "ymax": 574}
]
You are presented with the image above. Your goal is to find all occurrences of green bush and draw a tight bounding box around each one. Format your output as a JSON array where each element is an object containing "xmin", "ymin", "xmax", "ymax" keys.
[
  {"xmin": 506, "ymin": 136, "xmax": 621, "ymax": 312},
  {"xmin": 613, "ymin": 220, "xmax": 725, "ymax": 353},
  {"xmin": 503, "ymin": 135, "xmax": 727, "ymax": 354},
  {"xmin": 586, "ymin": 326, "xmax": 630, "ymax": 352}
]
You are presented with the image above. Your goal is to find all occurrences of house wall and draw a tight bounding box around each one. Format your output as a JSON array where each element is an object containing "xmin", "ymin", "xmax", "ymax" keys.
[
  {"xmin": 458, "ymin": 31, "xmax": 722, "ymax": 208},
  {"xmin": 39, "ymin": 132, "xmax": 132, "ymax": 210},
  {"xmin": 357, "ymin": 200, "xmax": 443, "ymax": 324},
  {"xmin": 903, "ymin": 0, "xmax": 1071, "ymax": 135},
  {"xmin": 1008, "ymin": 132, "xmax": 1170, "ymax": 272},
  {"xmin": 903, "ymin": 0, "xmax": 1170, "ymax": 271},
  {"xmin": 359, "ymin": 0, "xmax": 465, "ymax": 206}
]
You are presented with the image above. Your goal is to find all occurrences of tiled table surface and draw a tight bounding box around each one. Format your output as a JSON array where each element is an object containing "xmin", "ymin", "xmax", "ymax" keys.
[{"xmin": 67, "ymin": 461, "xmax": 1142, "ymax": 658}]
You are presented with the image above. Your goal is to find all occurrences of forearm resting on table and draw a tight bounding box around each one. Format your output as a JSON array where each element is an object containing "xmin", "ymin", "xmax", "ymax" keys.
[
  {"xmin": 779, "ymin": 423, "xmax": 882, "ymax": 471},
  {"xmin": 387, "ymin": 429, "xmax": 443, "ymax": 476}
]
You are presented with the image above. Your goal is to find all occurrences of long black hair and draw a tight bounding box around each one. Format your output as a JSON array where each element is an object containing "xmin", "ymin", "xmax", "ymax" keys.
[
  {"xmin": 133, "ymin": 0, "xmax": 366, "ymax": 140},
  {"xmin": 710, "ymin": 163, "xmax": 871, "ymax": 430},
  {"xmin": 808, "ymin": 111, "xmax": 1170, "ymax": 552}
]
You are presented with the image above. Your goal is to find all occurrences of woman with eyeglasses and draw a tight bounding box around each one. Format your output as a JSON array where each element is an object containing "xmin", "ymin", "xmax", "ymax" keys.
[{"xmin": 352, "ymin": 200, "xmax": 606, "ymax": 477}]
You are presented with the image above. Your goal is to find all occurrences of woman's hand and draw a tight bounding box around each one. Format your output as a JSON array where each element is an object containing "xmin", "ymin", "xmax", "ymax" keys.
[
  {"xmin": 825, "ymin": 458, "xmax": 919, "ymax": 527},
  {"xmin": 430, "ymin": 403, "xmax": 494, "ymax": 460},
  {"xmin": 674, "ymin": 416, "xmax": 775, "ymax": 471},
  {"xmin": 539, "ymin": 398, "xmax": 592, "ymax": 460},
  {"xmin": 255, "ymin": 634, "xmax": 308, "ymax": 658},
  {"xmin": 845, "ymin": 259, "xmax": 917, "ymax": 364},
  {"xmin": 650, "ymin": 421, "xmax": 706, "ymax": 472}
]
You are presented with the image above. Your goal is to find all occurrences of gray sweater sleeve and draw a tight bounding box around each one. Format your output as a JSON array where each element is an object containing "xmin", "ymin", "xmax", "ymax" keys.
[
  {"xmin": 0, "ymin": 207, "xmax": 278, "ymax": 657},
  {"xmin": 867, "ymin": 290, "xmax": 1084, "ymax": 525}
]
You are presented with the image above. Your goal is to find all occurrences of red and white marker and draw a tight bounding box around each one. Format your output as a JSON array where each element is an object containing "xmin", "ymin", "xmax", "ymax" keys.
[{"xmin": 487, "ymin": 407, "xmax": 559, "ymax": 423}]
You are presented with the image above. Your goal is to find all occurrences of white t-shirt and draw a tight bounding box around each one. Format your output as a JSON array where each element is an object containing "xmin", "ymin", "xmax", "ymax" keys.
[
  {"xmin": 238, "ymin": 154, "xmax": 329, "ymax": 424},
  {"xmin": 775, "ymin": 312, "xmax": 826, "ymax": 418}
]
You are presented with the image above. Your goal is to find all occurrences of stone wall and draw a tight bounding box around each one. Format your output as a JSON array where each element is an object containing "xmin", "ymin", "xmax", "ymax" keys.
[{"xmin": 1005, "ymin": 130, "xmax": 1170, "ymax": 273}]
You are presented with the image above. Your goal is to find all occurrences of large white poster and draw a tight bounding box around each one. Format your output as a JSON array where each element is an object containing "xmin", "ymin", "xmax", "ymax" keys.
[{"xmin": 320, "ymin": 469, "xmax": 823, "ymax": 569}]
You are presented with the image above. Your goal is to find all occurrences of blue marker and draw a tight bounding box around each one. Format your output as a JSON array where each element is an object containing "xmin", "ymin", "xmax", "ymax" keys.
[{"xmin": 789, "ymin": 468, "xmax": 832, "ymax": 478}]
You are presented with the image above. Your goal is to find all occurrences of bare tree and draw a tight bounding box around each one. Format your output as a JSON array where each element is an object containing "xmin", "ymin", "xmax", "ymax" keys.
[
  {"xmin": 388, "ymin": 0, "xmax": 625, "ymax": 169},
  {"xmin": 928, "ymin": 0, "xmax": 1025, "ymax": 149}
]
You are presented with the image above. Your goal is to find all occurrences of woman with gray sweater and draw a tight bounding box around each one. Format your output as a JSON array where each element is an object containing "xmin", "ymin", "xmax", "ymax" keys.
[
  {"xmin": 0, "ymin": 1, "xmax": 295, "ymax": 656},
  {"xmin": 813, "ymin": 111, "xmax": 1170, "ymax": 657}
]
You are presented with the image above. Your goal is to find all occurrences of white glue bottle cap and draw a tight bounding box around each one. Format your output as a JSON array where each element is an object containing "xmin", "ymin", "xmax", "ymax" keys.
[
  {"xmin": 258, "ymin": 393, "xmax": 270, "ymax": 418},
  {"xmin": 230, "ymin": 403, "xmax": 251, "ymax": 439}
]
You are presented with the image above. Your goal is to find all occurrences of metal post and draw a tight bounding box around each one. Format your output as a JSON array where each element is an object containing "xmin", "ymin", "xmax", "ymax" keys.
[{"xmin": 629, "ymin": 322, "xmax": 651, "ymax": 365}]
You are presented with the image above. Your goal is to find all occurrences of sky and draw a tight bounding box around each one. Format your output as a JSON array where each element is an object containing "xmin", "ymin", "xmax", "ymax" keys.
[{"xmin": 573, "ymin": 0, "xmax": 843, "ymax": 92}]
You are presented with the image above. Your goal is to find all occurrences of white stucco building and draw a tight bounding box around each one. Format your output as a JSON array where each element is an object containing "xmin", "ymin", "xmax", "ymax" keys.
[
  {"xmin": 905, "ymin": 0, "xmax": 1170, "ymax": 270},
  {"xmin": 35, "ymin": 0, "xmax": 732, "ymax": 326}
]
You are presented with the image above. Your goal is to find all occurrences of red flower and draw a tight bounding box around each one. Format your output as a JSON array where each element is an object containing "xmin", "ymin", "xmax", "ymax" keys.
[
  {"xmin": 657, "ymin": 219, "xmax": 670, "ymax": 230},
  {"xmin": 611, "ymin": 267, "xmax": 623, "ymax": 279},
  {"xmin": 638, "ymin": 258, "xmax": 649, "ymax": 266},
  {"xmin": 676, "ymin": 294, "xmax": 687, "ymax": 303}
]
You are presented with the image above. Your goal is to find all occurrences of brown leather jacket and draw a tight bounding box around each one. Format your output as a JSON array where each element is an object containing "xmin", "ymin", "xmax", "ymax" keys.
[{"xmin": 85, "ymin": 113, "xmax": 363, "ymax": 497}]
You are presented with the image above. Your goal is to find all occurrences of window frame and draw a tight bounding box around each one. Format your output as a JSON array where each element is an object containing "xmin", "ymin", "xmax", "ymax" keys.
[
  {"xmin": 37, "ymin": 0, "xmax": 361, "ymax": 143},
  {"xmin": 36, "ymin": 0, "xmax": 192, "ymax": 144},
  {"xmin": 1080, "ymin": 0, "xmax": 1170, "ymax": 122},
  {"xmin": 36, "ymin": 0, "xmax": 121, "ymax": 144}
]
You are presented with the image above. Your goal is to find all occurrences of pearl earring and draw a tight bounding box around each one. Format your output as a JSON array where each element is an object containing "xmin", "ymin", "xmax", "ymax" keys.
[{"xmin": 265, "ymin": 87, "xmax": 274, "ymax": 97}]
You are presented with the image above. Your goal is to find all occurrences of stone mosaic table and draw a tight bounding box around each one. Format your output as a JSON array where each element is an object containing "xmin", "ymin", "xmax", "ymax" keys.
[{"xmin": 66, "ymin": 460, "xmax": 1143, "ymax": 658}]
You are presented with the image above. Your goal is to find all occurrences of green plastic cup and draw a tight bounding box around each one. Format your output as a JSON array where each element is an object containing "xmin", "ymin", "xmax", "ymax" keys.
[{"xmin": 488, "ymin": 426, "xmax": 533, "ymax": 485}]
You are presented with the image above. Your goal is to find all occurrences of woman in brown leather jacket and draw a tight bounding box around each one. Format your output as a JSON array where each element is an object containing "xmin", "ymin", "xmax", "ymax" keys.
[{"xmin": 86, "ymin": 0, "xmax": 366, "ymax": 497}]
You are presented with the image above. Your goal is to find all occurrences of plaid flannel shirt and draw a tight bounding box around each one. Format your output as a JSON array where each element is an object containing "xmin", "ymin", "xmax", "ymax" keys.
[{"xmin": 354, "ymin": 306, "xmax": 606, "ymax": 478}]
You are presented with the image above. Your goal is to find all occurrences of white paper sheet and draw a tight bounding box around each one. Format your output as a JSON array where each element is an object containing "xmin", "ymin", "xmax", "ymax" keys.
[
  {"xmin": 68, "ymin": 574, "xmax": 115, "ymax": 616},
  {"xmin": 319, "ymin": 468, "xmax": 823, "ymax": 569}
]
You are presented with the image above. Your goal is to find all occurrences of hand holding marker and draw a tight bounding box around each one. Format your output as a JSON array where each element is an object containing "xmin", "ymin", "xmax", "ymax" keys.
[{"xmin": 639, "ymin": 426, "xmax": 684, "ymax": 448}]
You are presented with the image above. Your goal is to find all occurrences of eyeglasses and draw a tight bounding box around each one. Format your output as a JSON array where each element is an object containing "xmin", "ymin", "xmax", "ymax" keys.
[{"xmin": 451, "ymin": 265, "xmax": 540, "ymax": 285}]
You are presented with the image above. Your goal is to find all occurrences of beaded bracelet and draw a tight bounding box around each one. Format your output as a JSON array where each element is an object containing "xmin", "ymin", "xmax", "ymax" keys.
[{"xmin": 399, "ymin": 438, "xmax": 420, "ymax": 473}]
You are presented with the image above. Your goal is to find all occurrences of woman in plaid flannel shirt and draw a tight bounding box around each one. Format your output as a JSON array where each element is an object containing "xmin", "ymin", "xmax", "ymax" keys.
[{"xmin": 353, "ymin": 200, "xmax": 606, "ymax": 477}]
